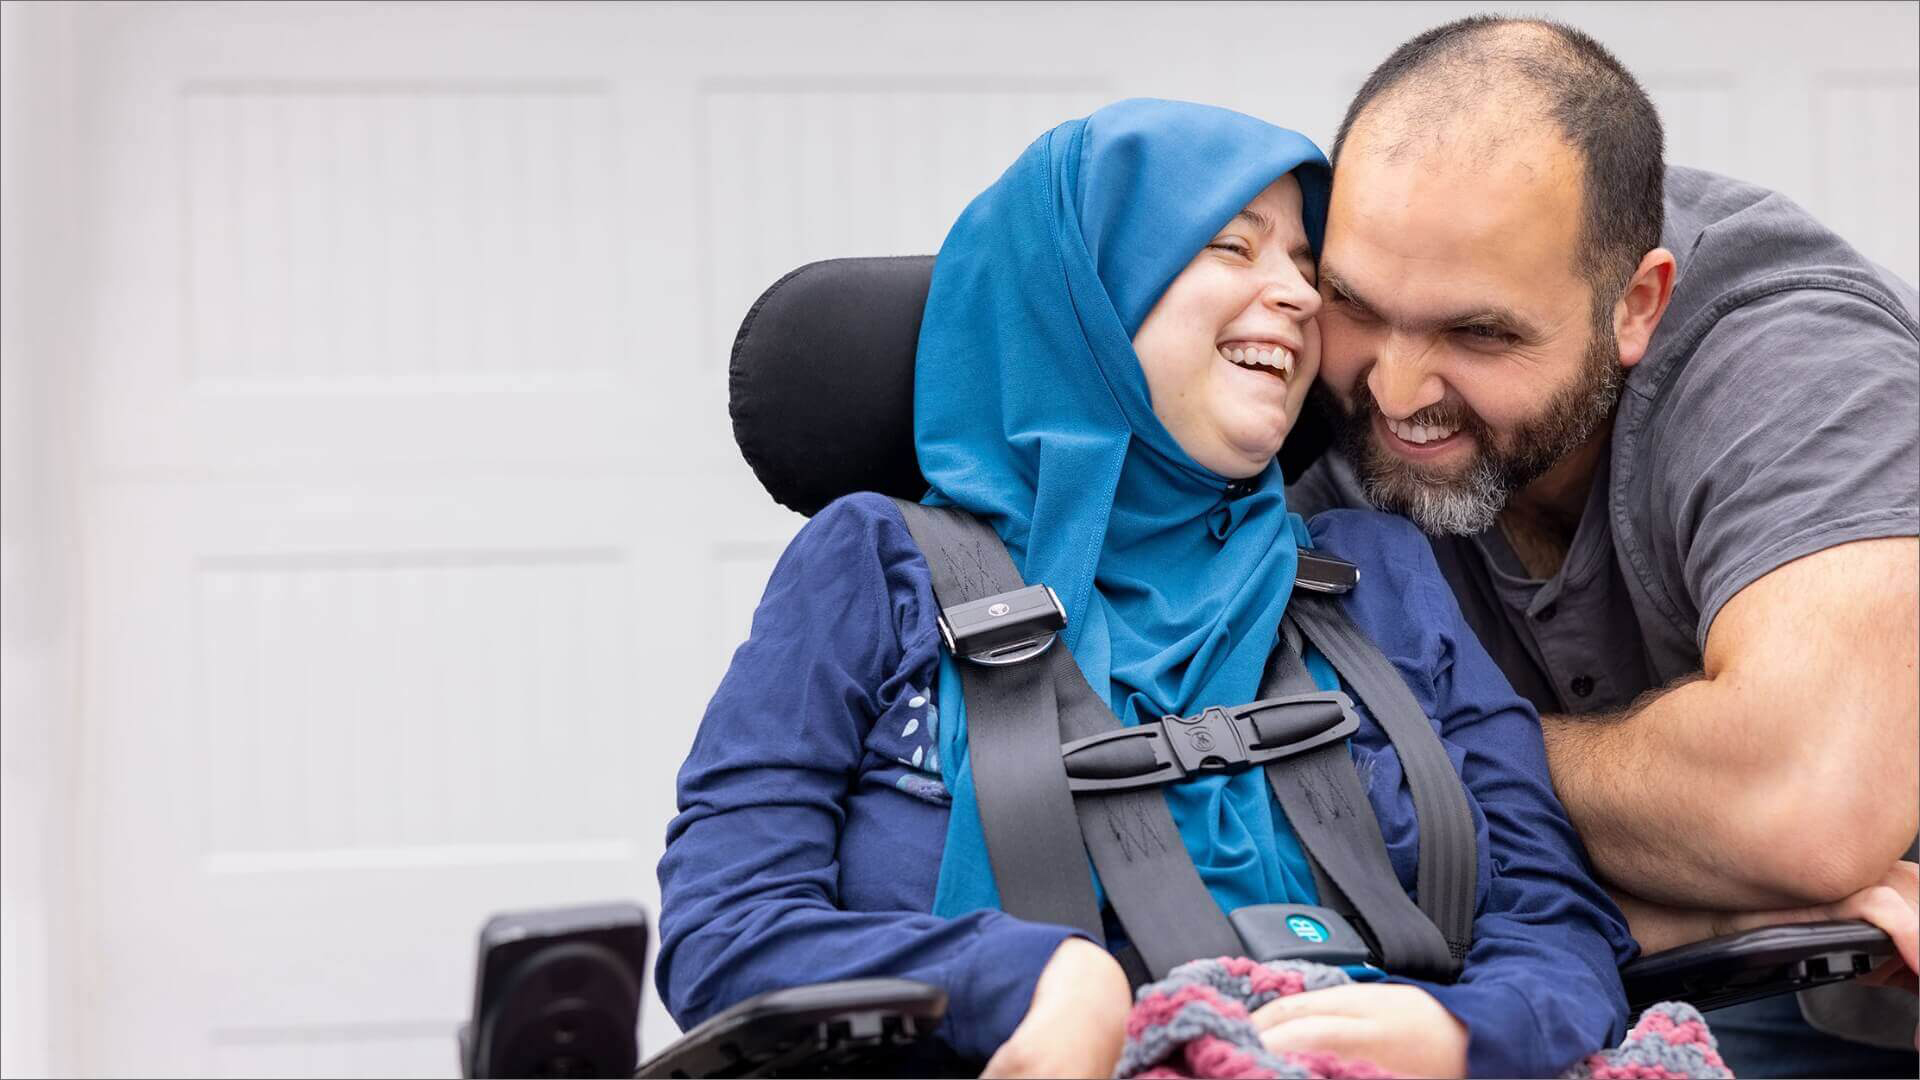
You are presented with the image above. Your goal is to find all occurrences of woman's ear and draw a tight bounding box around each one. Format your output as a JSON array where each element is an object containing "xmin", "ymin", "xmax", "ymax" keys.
[{"xmin": 1613, "ymin": 248, "xmax": 1677, "ymax": 370}]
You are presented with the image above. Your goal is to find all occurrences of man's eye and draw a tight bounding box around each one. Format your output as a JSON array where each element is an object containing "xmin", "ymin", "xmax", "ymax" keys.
[
  {"xmin": 1328, "ymin": 291, "xmax": 1374, "ymax": 322},
  {"xmin": 1208, "ymin": 241, "xmax": 1252, "ymax": 258},
  {"xmin": 1457, "ymin": 325, "xmax": 1516, "ymax": 345}
]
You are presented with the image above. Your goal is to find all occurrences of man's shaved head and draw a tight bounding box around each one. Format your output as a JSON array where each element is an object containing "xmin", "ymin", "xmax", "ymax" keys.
[
  {"xmin": 1333, "ymin": 15, "xmax": 1665, "ymax": 305},
  {"xmin": 1312, "ymin": 17, "xmax": 1676, "ymax": 536}
]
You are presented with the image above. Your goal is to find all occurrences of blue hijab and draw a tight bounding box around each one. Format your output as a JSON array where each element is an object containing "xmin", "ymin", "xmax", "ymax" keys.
[{"xmin": 919, "ymin": 100, "xmax": 1335, "ymax": 922}]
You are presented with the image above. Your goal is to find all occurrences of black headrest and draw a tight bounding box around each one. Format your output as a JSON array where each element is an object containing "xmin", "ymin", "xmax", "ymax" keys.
[
  {"xmin": 729, "ymin": 256, "xmax": 934, "ymax": 516},
  {"xmin": 729, "ymin": 257, "xmax": 1332, "ymax": 517}
]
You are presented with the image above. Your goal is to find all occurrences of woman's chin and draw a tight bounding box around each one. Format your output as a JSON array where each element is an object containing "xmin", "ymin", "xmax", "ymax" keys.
[
  {"xmin": 1202, "ymin": 444, "xmax": 1283, "ymax": 480},
  {"xmin": 1218, "ymin": 419, "xmax": 1294, "ymax": 473}
]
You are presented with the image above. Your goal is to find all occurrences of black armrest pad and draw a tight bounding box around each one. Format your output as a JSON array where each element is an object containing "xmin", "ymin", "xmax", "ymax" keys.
[
  {"xmin": 636, "ymin": 978, "xmax": 959, "ymax": 1078},
  {"xmin": 1621, "ymin": 919, "xmax": 1894, "ymax": 1014}
]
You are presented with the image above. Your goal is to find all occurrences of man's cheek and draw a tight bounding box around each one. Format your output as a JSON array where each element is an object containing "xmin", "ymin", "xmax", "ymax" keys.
[
  {"xmin": 1314, "ymin": 330, "xmax": 1368, "ymax": 399},
  {"xmin": 1298, "ymin": 320, "xmax": 1323, "ymax": 385}
]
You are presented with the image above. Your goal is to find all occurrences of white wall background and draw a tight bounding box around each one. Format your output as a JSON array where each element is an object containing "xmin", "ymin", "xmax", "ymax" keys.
[{"xmin": 1, "ymin": 2, "xmax": 1914, "ymax": 1076}]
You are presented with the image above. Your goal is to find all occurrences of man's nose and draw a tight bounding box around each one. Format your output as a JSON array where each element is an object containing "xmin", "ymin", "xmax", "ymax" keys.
[{"xmin": 1368, "ymin": 338, "xmax": 1446, "ymax": 418}]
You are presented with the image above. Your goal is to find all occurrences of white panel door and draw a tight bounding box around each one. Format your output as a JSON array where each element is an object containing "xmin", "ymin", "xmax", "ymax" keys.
[
  {"xmin": 56, "ymin": 2, "xmax": 1916, "ymax": 1077},
  {"xmin": 70, "ymin": 5, "xmax": 1122, "ymax": 1075}
]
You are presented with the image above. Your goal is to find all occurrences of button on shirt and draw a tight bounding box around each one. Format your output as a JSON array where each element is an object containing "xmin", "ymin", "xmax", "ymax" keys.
[{"xmin": 1458, "ymin": 451, "xmax": 1650, "ymax": 716}]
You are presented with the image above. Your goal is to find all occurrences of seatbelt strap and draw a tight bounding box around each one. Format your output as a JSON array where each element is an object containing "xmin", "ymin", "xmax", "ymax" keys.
[
  {"xmin": 1260, "ymin": 628, "xmax": 1460, "ymax": 980},
  {"xmin": 889, "ymin": 500, "xmax": 1104, "ymax": 940},
  {"xmin": 1048, "ymin": 645, "xmax": 1247, "ymax": 977},
  {"xmin": 1289, "ymin": 597, "xmax": 1478, "ymax": 967},
  {"xmin": 890, "ymin": 499, "xmax": 1243, "ymax": 976},
  {"xmin": 1276, "ymin": 623, "xmax": 1357, "ymax": 925}
]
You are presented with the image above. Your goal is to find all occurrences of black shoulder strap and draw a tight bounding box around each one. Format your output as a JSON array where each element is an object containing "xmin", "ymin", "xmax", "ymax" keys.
[
  {"xmin": 887, "ymin": 499, "xmax": 1103, "ymax": 939},
  {"xmin": 1259, "ymin": 623, "xmax": 1459, "ymax": 980},
  {"xmin": 889, "ymin": 499, "xmax": 1244, "ymax": 976},
  {"xmin": 1289, "ymin": 595, "xmax": 1477, "ymax": 967}
]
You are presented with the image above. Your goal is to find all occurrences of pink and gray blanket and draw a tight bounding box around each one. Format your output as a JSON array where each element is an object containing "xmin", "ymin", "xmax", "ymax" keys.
[{"xmin": 1118, "ymin": 957, "xmax": 1732, "ymax": 1079}]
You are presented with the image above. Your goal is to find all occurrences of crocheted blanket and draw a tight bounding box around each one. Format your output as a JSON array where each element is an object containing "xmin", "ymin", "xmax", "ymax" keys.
[{"xmin": 1117, "ymin": 957, "xmax": 1732, "ymax": 1079}]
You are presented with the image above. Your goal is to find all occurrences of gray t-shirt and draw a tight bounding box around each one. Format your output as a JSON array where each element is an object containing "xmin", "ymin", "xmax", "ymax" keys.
[{"xmin": 1292, "ymin": 165, "xmax": 1919, "ymax": 1045}]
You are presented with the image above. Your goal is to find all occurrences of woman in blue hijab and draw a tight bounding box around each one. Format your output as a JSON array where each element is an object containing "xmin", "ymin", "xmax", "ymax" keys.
[{"xmin": 658, "ymin": 100, "xmax": 1636, "ymax": 1078}]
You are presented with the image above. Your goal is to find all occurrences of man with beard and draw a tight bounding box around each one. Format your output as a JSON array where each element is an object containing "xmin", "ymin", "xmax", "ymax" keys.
[{"xmin": 1288, "ymin": 15, "xmax": 1919, "ymax": 1076}]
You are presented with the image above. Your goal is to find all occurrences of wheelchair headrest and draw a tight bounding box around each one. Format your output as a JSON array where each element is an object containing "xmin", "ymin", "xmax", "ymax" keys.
[
  {"xmin": 729, "ymin": 256, "xmax": 1333, "ymax": 517},
  {"xmin": 730, "ymin": 256, "xmax": 934, "ymax": 517}
]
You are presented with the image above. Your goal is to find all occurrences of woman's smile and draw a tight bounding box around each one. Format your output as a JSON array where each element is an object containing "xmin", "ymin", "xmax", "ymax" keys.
[
  {"xmin": 1218, "ymin": 339, "xmax": 1298, "ymax": 383},
  {"xmin": 1132, "ymin": 173, "xmax": 1323, "ymax": 477}
]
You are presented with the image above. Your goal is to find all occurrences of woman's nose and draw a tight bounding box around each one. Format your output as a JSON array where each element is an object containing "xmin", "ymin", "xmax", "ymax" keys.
[{"xmin": 1263, "ymin": 266, "xmax": 1322, "ymax": 318}]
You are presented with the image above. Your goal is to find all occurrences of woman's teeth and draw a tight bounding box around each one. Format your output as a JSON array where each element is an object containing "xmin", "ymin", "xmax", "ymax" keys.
[
  {"xmin": 1222, "ymin": 344, "xmax": 1294, "ymax": 379},
  {"xmin": 1386, "ymin": 417, "xmax": 1461, "ymax": 445}
]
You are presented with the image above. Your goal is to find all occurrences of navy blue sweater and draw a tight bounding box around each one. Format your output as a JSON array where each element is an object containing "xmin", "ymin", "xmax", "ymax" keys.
[{"xmin": 657, "ymin": 494, "xmax": 1636, "ymax": 1077}]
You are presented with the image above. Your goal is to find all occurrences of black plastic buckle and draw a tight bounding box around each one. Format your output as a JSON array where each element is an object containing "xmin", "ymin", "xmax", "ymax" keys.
[
  {"xmin": 1296, "ymin": 552, "xmax": 1360, "ymax": 595},
  {"xmin": 935, "ymin": 584, "xmax": 1067, "ymax": 667},
  {"xmin": 1229, "ymin": 903, "xmax": 1375, "ymax": 968},
  {"xmin": 1060, "ymin": 692, "xmax": 1359, "ymax": 793}
]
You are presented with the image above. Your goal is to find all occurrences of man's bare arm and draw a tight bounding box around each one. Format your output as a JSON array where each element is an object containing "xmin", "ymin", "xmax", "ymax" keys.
[
  {"xmin": 1606, "ymin": 862, "xmax": 1918, "ymax": 989},
  {"xmin": 1542, "ymin": 536, "xmax": 1918, "ymax": 910}
]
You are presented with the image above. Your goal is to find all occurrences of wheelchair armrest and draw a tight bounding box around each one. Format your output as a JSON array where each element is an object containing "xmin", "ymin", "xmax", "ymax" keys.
[
  {"xmin": 635, "ymin": 979, "xmax": 955, "ymax": 1079},
  {"xmin": 1621, "ymin": 919, "xmax": 1894, "ymax": 1014}
]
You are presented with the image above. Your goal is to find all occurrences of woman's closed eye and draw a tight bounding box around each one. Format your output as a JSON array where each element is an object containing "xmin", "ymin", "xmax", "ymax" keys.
[{"xmin": 1208, "ymin": 239, "xmax": 1253, "ymax": 259}]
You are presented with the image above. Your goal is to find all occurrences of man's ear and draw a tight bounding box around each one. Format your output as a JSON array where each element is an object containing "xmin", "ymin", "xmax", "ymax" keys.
[{"xmin": 1613, "ymin": 248, "xmax": 1676, "ymax": 370}]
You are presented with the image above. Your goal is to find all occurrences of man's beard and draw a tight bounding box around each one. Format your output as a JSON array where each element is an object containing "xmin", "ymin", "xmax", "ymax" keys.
[{"xmin": 1320, "ymin": 325, "xmax": 1624, "ymax": 536}]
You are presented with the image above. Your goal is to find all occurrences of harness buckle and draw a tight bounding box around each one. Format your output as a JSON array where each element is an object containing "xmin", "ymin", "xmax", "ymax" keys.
[
  {"xmin": 1060, "ymin": 692, "xmax": 1359, "ymax": 793},
  {"xmin": 1229, "ymin": 903, "xmax": 1376, "ymax": 968},
  {"xmin": 936, "ymin": 584, "xmax": 1067, "ymax": 667},
  {"xmin": 1295, "ymin": 552, "xmax": 1360, "ymax": 595}
]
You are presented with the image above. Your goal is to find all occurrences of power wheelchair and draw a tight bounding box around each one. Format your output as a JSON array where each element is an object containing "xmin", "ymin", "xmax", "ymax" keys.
[{"xmin": 457, "ymin": 257, "xmax": 1896, "ymax": 1079}]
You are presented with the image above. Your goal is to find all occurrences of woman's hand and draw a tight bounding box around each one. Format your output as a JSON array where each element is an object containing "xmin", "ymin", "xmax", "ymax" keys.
[
  {"xmin": 1252, "ymin": 983, "xmax": 1468, "ymax": 1078},
  {"xmin": 980, "ymin": 937, "xmax": 1133, "ymax": 1079}
]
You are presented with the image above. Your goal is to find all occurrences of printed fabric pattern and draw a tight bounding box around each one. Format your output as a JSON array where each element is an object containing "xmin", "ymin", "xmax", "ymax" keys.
[{"xmin": 1119, "ymin": 957, "xmax": 1731, "ymax": 1080}]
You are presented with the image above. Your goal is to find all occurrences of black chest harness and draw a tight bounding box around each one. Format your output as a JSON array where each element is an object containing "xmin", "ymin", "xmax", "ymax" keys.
[{"xmin": 893, "ymin": 499, "xmax": 1478, "ymax": 986}]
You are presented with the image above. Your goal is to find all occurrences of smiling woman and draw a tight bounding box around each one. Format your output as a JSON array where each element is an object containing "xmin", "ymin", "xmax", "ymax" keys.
[{"xmin": 1131, "ymin": 175, "xmax": 1323, "ymax": 479}]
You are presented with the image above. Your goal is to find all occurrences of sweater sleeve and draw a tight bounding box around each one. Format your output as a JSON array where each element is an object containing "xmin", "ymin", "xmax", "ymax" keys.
[
  {"xmin": 653, "ymin": 494, "xmax": 1084, "ymax": 1062},
  {"xmin": 1325, "ymin": 511, "xmax": 1636, "ymax": 1078},
  {"xmin": 1398, "ymin": 583, "xmax": 1638, "ymax": 1077}
]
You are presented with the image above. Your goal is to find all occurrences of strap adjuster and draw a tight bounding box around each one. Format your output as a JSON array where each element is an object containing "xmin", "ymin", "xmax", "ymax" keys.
[
  {"xmin": 1060, "ymin": 692, "xmax": 1359, "ymax": 793},
  {"xmin": 936, "ymin": 584, "xmax": 1067, "ymax": 666},
  {"xmin": 1296, "ymin": 552, "xmax": 1360, "ymax": 595}
]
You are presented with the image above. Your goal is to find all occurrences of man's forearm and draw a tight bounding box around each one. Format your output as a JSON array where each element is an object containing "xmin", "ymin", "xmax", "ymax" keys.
[
  {"xmin": 1542, "ymin": 676, "xmax": 1774, "ymax": 908},
  {"xmin": 1602, "ymin": 886, "xmax": 1725, "ymax": 955},
  {"xmin": 1607, "ymin": 863, "xmax": 1920, "ymax": 981},
  {"xmin": 1544, "ymin": 539, "xmax": 1918, "ymax": 938},
  {"xmin": 1541, "ymin": 672, "xmax": 1892, "ymax": 911}
]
